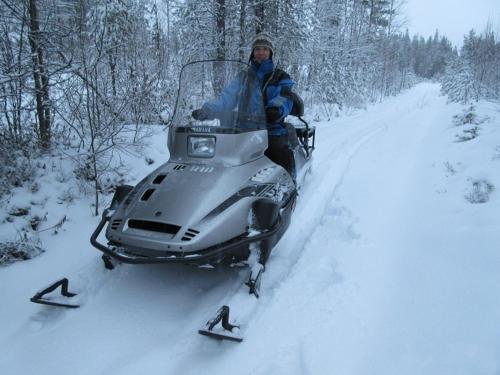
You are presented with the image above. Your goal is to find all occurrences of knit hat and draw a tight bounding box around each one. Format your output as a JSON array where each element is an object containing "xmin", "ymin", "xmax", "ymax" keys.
[{"xmin": 250, "ymin": 33, "xmax": 274, "ymax": 59}]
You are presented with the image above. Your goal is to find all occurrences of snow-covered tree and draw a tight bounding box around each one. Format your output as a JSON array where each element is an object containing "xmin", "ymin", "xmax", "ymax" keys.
[
  {"xmin": 441, "ymin": 57, "xmax": 478, "ymax": 104},
  {"xmin": 442, "ymin": 26, "xmax": 500, "ymax": 103}
]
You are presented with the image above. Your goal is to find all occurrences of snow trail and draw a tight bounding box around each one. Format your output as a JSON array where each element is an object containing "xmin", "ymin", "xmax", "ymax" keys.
[
  {"xmin": 160, "ymin": 82, "xmax": 448, "ymax": 375},
  {"xmin": 121, "ymin": 84, "xmax": 446, "ymax": 375},
  {"xmin": 1, "ymin": 83, "xmax": 499, "ymax": 375}
]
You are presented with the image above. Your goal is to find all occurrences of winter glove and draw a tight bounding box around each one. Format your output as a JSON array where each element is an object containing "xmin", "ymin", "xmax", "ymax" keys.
[
  {"xmin": 265, "ymin": 107, "xmax": 281, "ymax": 123},
  {"xmin": 192, "ymin": 108, "xmax": 213, "ymax": 121}
]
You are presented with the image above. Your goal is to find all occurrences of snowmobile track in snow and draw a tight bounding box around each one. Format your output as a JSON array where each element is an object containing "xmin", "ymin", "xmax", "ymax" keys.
[{"xmin": 197, "ymin": 123, "xmax": 387, "ymax": 344}]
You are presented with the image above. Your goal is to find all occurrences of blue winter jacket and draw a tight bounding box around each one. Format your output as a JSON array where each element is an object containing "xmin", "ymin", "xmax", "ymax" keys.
[{"xmin": 202, "ymin": 59, "xmax": 294, "ymax": 136}]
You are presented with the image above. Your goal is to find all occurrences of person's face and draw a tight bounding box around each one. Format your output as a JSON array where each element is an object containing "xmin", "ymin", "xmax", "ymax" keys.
[{"xmin": 253, "ymin": 46, "xmax": 271, "ymax": 63}]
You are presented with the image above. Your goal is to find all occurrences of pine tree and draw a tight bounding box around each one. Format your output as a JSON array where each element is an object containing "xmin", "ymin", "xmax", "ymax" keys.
[{"xmin": 441, "ymin": 57, "xmax": 478, "ymax": 104}]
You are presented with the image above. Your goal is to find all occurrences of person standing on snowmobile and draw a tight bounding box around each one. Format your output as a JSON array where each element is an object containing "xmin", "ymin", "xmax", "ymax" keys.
[{"xmin": 191, "ymin": 33, "xmax": 296, "ymax": 182}]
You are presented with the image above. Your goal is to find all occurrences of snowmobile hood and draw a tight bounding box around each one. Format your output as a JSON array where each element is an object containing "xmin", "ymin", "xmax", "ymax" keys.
[{"xmin": 106, "ymin": 147, "xmax": 280, "ymax": 247}]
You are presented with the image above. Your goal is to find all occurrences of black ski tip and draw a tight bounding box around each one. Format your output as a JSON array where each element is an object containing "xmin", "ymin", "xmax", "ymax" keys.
[
  {"xmin": 102, "ymin": 254, "xmax": 115, "ymax": 270},
  {"xmin": 30, "ymin": 278, "xmax": 80, "ymax": 309},
  {"xmin": 198, "ymin": 329, "xmax": 243, "ymax": 343}
]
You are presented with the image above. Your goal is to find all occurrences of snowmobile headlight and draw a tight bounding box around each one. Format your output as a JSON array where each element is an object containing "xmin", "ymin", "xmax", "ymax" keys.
[{"xmin": 188, "ymin": 136, "xmax": 216, "ymax": 158}]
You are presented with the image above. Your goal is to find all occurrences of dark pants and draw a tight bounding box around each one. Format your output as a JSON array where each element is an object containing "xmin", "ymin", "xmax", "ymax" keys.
[{"xmin": 265, "ymin": 134, "xmax": 295, "ymax": 181}]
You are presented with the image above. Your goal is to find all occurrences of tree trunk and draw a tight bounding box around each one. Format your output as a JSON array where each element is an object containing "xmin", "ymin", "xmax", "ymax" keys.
[
  {"xmin": 214, "ymin": 0, "xmax": 226, "ymax": 94},
  {"xmin": 254, "ymin": 0, "xmax": 264, "ymax": 34},
  {"xmin": 239, "ymin": 0, "xmax": 247, "ymax": 61},
  {"xmin": 109, "ymin": 52, "xmax": 117, "ymax": 96},
  {"xmin": 215, "ymin": 0, "xmax": 226, "ymax": 60},
  {"xmin": 27, "ymin": 0, "xmax": 51, "ymax": 150}
]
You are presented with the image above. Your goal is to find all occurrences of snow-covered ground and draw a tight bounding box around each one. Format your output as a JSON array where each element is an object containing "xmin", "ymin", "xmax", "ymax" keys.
[{"xmin": 1, "ymin": 83, "xmax": 499, "ymax": 374}]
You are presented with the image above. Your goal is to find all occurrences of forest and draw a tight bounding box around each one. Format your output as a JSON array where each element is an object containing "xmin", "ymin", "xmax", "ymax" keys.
[{"xmin": 0, "ymin": 0, "xmax": 499, "ymax": 211}]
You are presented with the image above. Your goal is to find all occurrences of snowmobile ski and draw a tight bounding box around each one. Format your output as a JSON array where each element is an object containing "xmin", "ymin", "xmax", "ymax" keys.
[
  {"xmin": 198, "ymin": 305, "xmax": 243, "ymax": 342},
  {"xmin": 198, "ymin": 327, "xmax": 243, "ymax": 343},
  {"xmin": 30, "ymin": 278, "xmax": 80, "ymax": 308},
  {"xmin": 245, "ymin": 263, "xmax": 264, "ymax": 298},
  {"xmin": 101, "ymin": 254, "xmax": 115, "ymax": 270}
]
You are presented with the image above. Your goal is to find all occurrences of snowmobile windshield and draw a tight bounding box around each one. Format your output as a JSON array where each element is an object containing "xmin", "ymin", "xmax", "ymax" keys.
[{"xmin": 172, "ymin": 60, "xmax": 267, "ymax": 134}]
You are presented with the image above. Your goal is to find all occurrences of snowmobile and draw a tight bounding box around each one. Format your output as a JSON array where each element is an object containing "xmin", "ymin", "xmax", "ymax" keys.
[
  {"xmin": 32, "ymin": 60, "xmax": 315, "ymax": 338},
  {"xmin": 91, "ymin": 60, "xmax": 314, "ymax": 274}
]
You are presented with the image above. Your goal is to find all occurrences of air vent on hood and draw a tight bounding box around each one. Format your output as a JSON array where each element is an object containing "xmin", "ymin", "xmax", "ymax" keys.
[
  {"xmin": 125, "ymin": 177, "xmax": 148, "ymax": 204},
  {"xmin": 181, "ymin": 228, "xmax": 200, "ymax": 241},
  {"xmin": 152, "ymin": 174, "xmax": 167, "ymax": 184},
  {"xmin": 141, "ymin": 188, "xmax": 155, "ymax": 201},
  {"xmin": 173, "ymin": 164, "xmax": 186, "ymax": 171},
  {"xmin": 128, "ymin": 219, "xmax": 181, "ymax": 235},
  {"xmin": 111, "ymin": 219, "xmax": 122, "ymax": 230}
]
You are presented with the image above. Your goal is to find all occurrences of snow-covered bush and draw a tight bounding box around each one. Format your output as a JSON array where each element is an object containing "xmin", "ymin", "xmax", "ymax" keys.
[
  {"xmin": 57, "ymin": 189, "xmax": 77, "ymax": 205},
  {"xmin": 0, "ymin": 143, "xmax": 36, "ymax": 198},
  {"xmin": 73, "ymin": 155, "xmax": 127, "ymax": 197},
  {"xmin": 29, "ymin": 213, "xmax": 47, "ymax": 231},
  {"xmin": 452, "ymin": 105, "xmax": 477, "ymax": 125},
  {"xmin": 452, "ymin": 105, "xmax": 489, "ymax": 126},
  {"xmin": 465, "ymin": 179, "xmax": 495, "ymax": 204},
  {"xmin": 455, "ymin": 126, "xmax": 480, "ymax": 142},
  {"xmin": 7, "ymin": 206, "xmax": 30, "ymax": 218},
  {"xmin": 0, "ymin": 236, "xmax": 44, "ymax": 267}
]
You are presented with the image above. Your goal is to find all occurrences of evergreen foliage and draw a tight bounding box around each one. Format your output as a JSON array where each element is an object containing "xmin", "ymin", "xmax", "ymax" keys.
[
  {"xmin": 441, "ymin": 27, "xmax": 500, "ymax": 103},
  {"xmin": 441, "ymin": 57, "xmax": 478, "ymax": 104}
]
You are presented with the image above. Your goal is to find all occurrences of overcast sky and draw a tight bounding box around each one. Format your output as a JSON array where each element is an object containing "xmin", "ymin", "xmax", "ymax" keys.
[{"xmin": 404, "ymin": 0, "xmax": 500, "ymax": 47}]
